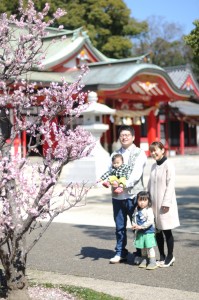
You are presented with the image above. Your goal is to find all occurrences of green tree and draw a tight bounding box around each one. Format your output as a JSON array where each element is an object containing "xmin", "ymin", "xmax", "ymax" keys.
[
  {"xmin": 0, "ymin": 0, "xmax": 20, "ymax": 14},
  {"xmin": 184, "ymin": 20, "xmax": 199, "ymax": 77},
  {"xmin": 0, "ymin": 0, "xmax": 148, "ymax": 59}
]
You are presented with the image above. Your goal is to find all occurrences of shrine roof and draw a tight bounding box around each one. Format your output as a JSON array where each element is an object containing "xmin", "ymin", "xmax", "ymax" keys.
[
  {"xmin": 169, "ymin": 100, "xmax": 199, "ymax": 124},
  {"xmin": 170, "ymin": 101, "xmax": 199, "ymax": 116},
  {"xmin": 165, "ymin": 65, "xmax": 191, "ymax": 88},
  {"xmin": 24, "ymin": 62, "xmax": 165, "ymax": 85},
  {"xmin": 23, "ymin": 69, "xmax": 80, "ymax": 83},
  {"xmin": 38, "ymin": 27, "xmax": 152, "ymax": 70},
  {"xmin": 85, "ymin": 61, "xmax": 164, "ymax": 86},
  {"xmin": 3, "ymin": 25, "xmax": 115, "ymax": 71},
  {"xmin": 41, "ymin": 28, "xmax": 115, "ymax": 69},
  {"xmin": 83, "ymin": 61, "xmax": 190, "ymax": 98},
  {"xmin": 165, "ymin": 65, "xmax": 199, "ymax": 97},
  {"xmin": 14, "ymin": 25, "xmax": 190, "ymax": 100},
  {"xmin": 24, "ymin": 60, "xmax": 190, "ymax": 101}
]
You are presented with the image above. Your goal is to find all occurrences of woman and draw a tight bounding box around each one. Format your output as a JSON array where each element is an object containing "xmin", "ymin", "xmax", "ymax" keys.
[{"xmin": 148, "ymin": 141, "xmax": 180, "ymax": 267}]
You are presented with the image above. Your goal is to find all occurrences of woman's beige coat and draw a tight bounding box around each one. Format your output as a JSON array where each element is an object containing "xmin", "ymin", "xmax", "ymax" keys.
[{"xmin": 147, "ymin": 159, "xmax": 180, "ymax": 230}]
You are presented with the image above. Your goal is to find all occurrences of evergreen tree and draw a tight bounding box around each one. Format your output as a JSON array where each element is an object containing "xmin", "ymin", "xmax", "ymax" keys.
[{"xmin": 184, "ymin": 20, "xmax": 199, "ymax": 79}]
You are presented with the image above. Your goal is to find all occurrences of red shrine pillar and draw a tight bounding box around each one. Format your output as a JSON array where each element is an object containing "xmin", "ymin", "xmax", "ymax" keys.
[
  {"xmin": 156, "ymin": 116, "xmax": 160, "ymax": 141},
  {"xmin": 14, "ymin": 136, "xmax": 20, "ymax": 156},
  {"xmin": 22, "ymin": 116, "xmax": 26, "ymax": 157},
  {"xmin": 133, "ymin": 125, "xmax": 141, "ymax": 147},
  {"xmin": 147, "ymin": 110, "xmax": 157, "ymax": 146},
  {"xmin": 180, "ymin": 120, "xmax": 185, "ymax": 155},
  {"xmin": 22, "ymin": 130, "xmax": 26, "ymax": 157}
]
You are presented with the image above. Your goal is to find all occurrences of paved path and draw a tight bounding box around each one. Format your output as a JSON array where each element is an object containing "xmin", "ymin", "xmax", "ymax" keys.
[{"xmin": 27, "ymin": 155, "xmax": 199, "ymax": 300}]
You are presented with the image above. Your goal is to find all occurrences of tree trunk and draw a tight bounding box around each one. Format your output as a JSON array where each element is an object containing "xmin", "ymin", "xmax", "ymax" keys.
[
  {"xmin": 6, "ymin": 260, "xmax": 31, "ymax": 300},
  {"xmin": 7, "ymin": 289, "xmax": 31, "ymax": 300},
  {"xmin": 0, "ymin": 238, "xmax": 31, "ymax": 300}
]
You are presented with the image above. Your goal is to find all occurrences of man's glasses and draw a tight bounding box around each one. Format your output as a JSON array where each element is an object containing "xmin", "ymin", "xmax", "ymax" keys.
[{"xmin": 119, "ymin": 134, "xmax": 132, "ymax": 138}]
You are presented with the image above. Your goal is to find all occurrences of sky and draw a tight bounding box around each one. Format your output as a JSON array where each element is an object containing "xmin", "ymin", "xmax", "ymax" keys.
[{"xmin": 124, "ymin": 0, "xmax": 199, "ymax": 34}]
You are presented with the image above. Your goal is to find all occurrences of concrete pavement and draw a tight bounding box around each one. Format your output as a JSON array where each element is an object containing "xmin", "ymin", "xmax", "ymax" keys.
[{"xmin": 27, "ymin": 155, "xmax": 199, "ymax": 300}]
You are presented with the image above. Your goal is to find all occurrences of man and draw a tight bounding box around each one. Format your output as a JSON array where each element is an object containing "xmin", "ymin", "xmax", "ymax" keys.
[{"xmin": 109, "ymin": 125, "xmax": 147, "ymax": 264}]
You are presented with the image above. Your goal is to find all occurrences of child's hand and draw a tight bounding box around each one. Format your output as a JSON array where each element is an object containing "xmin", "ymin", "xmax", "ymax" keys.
[
  {"xmin": 132, "ymin": 224, "xmax": 137, "ymax": 230},
  {"xmin": 132, "ymin": 224, "xmax": 142, "ymax": 230},
  {"xmin": 102, "ymin": 181, "xmax": 110, "ymax": 188},
  {"xmin": 112, "ymin": 181, "xmax": 119, "ymax": 187},
  {"xmin": 114, "ymin": 187, "xmax": 123, "ymax": 194}
]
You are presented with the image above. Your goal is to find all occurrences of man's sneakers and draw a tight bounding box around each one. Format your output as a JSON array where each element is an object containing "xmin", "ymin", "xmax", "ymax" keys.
[
  {"xmin": 109, "ymin": 255, "xmax": 127, "ymax": 264},
  {"xmin": 110, "ymin": 253, "xmax": 142, "ymax": 264}
]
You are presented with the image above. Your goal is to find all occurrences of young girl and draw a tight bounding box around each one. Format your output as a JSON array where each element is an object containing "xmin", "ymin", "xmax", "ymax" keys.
[{"xmin": 132, "ymin": 191, "xmax": 157, "ymax": 270}]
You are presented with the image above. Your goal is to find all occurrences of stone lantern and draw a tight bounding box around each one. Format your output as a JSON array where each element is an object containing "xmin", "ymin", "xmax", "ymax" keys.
[{"xmin": 61, "ymin": 91, "xmax": 115, "ymax": 185}]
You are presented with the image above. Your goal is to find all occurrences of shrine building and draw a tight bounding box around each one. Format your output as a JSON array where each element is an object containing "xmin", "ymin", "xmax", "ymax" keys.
[{"xmin": 10, "ymin": 26, "xmax": 199, "ymax": 156}]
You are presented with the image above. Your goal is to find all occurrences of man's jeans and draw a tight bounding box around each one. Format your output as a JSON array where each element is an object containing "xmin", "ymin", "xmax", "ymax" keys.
[{"xmin": 112, "ymin": 197, "xmax": 137, "ymax": 257}]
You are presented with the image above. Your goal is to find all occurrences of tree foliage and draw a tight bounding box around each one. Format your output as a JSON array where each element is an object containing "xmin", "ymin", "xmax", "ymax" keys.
[
  {"xmin": 0, "ymin": 1, "xmax": 95, "ymax": 299},
  {"xmin": 184, "ymin": 20, "xmax": 199, "ymax": 77},
  {"xmin": 0, "ymin": 0, "xmax": 148, "ymax": 59},
  {"xmin": 132, "ymin": 16, "xmax": 193, "ymax": 68}
]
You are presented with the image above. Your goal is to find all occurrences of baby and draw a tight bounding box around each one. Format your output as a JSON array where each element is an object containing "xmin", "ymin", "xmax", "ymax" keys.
[{"xmin": 99, "ymin": 153, "xmax": 132, "ymax": 194}]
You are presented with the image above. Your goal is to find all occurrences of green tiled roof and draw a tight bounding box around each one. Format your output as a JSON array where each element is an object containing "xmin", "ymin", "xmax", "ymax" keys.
[
  {"xmin": 22, "ymin": 62, "xmax": 164, "ymax": 86},
  {"xmin": 85, "ymin": 62, "xmax": 163, "ymax": 86},
  {"xmin": 22, "ymin": 70, "xmax": 81, "ymax": 84},
  {"xmin": 41, "ymin": 26, "xmax": 115, "ymax": 69},
  {"xmin": 5, "ymin": 24, "xmax": 193, "ymax": 100}
]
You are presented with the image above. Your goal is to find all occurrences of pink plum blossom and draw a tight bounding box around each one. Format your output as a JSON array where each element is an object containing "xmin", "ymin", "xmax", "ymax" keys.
[{"xmin": 0, "ymin": 1, "xmax": 95, "ymax": 299}]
